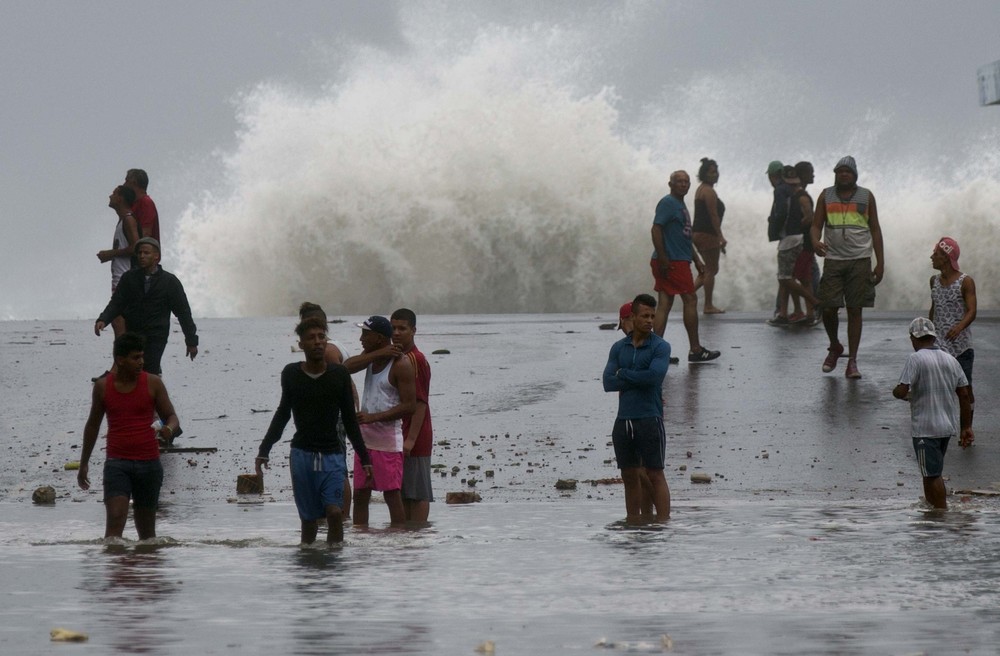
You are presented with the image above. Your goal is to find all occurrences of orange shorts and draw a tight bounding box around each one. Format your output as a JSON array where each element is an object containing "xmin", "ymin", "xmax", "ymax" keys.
[{"xmin": 650, "ymin": 258, "xmax": 695, "ymax": 296}]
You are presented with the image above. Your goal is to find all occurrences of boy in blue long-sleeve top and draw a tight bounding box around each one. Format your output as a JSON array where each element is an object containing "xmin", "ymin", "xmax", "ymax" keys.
[{"xmin": 603, "ymin": 293, "xmax": 672, "ymax": 522}]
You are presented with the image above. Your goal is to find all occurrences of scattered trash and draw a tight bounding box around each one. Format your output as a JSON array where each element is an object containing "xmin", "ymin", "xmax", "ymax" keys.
[
  {"xmin": 50, "ymin": 628, "xmax": 88, "ymax": 642},
  {"xmin": 595, "ymin": 634, "xmax": 673, "ymax": 651}
]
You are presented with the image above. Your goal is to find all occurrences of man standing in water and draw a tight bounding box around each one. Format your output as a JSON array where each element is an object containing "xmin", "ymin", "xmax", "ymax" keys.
[
  {"xmin": 343, "ymin": 316, "xmax": 416, "ymax": 526},
  {"xmin": 893, "ymin": 318, "xmax": 973, "ymax": 509},
  {"xmin": 298, "ymin": 301, "xmax": 359, "ymax": 517},
  {"xmin": 255, "ymin": 317, "xmax": 372, "ymax": 544},
  {"xmin": 929, "ymin": 237, "xmax": 977, "ymax": 428},
  {"xmin": 650, "ymin": 170, "xmax": 720, "ymax": 363},
  {"xmin": 603, "ymin": 294, "xmax": 672, "ymax": 522},
  {"xmin": 95, "ymin": 237, "xmax": 199, "ymax": 376},
  {"xmin": 811, "ymin": 156, "xmax": 884, "ymax": 379},
  {"xmin": 78, "ymin": 333, "xmax": 180, "ymax": 540},
  {"xmin": 615, "ymin": 301, "xmax": 656, "ymax": 518},
  {"xmin": 389, "ymin": 308, "xmax": 435, "ymax": 522}
]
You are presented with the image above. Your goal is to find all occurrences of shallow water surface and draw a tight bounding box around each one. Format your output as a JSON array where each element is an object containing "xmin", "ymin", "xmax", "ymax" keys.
[
  {"xmin": 3, "ymin": 498, "xmax": 1000, "ymax": 655},
  {"xmin": 3, "ymin": 314, "xmax": 1000, "ymax": 654}
]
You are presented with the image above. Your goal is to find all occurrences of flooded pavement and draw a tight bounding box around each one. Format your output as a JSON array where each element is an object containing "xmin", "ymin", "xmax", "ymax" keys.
[{"xmin": 1, "ymin": 313, "xmax": 999, "ymax": 654}]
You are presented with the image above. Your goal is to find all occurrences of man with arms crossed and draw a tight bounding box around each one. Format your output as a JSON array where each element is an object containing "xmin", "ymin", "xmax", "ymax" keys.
[
  {"xmin": 78, "ymin": 332, "xmax": 180, "ymax": 540},
  {"xmin": 893, "ymin": 318, "xmax": 973, "ymax": 509},
  {"xmin": 344, "ymin": 316, "xmax": 416, "ymax": 526},
  {"xmin": 255, "ymin": 317, "xmax": 371, "ymax": 544},
  {"xmin": 603, "ymin": 294, "xmax": 672, "ymax": 522},
  {"xmin": 389, "ymin": 308, "xmax": 435, "ymax": 522},
  {"xmin": 811, "ymin": 156, "xmax": 884, "ymax": 379}
]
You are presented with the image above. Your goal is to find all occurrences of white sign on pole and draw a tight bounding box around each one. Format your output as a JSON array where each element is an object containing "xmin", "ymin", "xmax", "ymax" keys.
[{"xmin": 978, "ymin": 59, "xmax": 1000, "ymax": 106}]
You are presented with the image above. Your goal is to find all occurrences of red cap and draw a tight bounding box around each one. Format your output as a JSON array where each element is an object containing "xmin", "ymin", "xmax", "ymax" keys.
[
  {"xmin": 936, "ymin": 237, "xmax": 960, "ymax": 270},
  {"xmin": 617, "ymin": 302, "xmax": 632, "ymax": 329}
]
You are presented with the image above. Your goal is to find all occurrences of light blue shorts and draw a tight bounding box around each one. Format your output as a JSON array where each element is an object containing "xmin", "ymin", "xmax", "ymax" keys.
[{"xmin": 290, "ymin": 447, "xmax": 346, "ymax": 521}]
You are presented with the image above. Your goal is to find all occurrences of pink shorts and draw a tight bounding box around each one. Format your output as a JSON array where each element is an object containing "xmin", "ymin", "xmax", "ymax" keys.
[
  {"xmin": 650, "ymin": 258, "xmax": 695, "ymax": 296},
  {"xmin": 354, "ymin": 450, "xmax": 403, "ymax": 492}
]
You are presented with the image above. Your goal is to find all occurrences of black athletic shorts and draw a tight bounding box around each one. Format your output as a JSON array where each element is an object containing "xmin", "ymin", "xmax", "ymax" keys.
[
  {"xmin": 103, "ymin": 458, "xmax": 164, "ymax": 509},
  {"xmin": 612, "ymin": 417, "xmax": 666, "ymax": 470}
]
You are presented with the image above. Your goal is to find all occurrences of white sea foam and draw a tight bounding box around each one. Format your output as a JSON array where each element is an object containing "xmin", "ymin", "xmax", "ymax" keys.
[{"xmin": 176, "ymin": 5, "xmax": 1000, "ymax": 316}]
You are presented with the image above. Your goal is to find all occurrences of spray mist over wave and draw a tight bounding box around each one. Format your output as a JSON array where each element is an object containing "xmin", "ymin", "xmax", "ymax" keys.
[{"xmin": 177, "ymin": 8, "xmax": 1000, "ymax": 317}]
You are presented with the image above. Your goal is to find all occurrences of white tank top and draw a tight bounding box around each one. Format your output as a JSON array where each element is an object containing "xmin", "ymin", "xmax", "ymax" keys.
[
  {"xmin": 360, "ymin": 361, "xmax": 403, "ymax": 452},
  {"xmin": 111, "ymin": 219, "xmax": 131, "ymax": 285}
]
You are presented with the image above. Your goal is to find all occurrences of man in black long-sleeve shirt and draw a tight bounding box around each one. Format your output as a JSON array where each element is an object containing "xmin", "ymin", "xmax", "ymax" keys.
[
  {"xmin": 256, "ymin": 316, "xmax": 372, "ymax": 544},
  {"xmin": 95, "ymin": 237, "xmax": 198, "ymax": 375}
]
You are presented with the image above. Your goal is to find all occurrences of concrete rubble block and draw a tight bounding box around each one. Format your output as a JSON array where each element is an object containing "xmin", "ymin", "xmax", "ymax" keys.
[
  {"xmin": 446, "ymin": 491, "xmax": 481, "ymax": 504},
  {"xmin": 32, "ymin": 486, "xmax": 56, "ymax": 504},
  {"xmin": 237, "ymin": 474, "xmax": 264, "ymax": 494}
]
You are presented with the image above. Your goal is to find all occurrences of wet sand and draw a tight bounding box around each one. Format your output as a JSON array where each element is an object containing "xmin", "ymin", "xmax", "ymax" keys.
[{"xmin": 2, "ymin": 311, "xmax": 997, "ymax": 507}]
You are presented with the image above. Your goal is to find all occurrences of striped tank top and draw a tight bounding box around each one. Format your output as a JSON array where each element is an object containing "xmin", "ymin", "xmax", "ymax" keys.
[{"xmin": 822, "ymin": 186, "xmax": 872, "ymax": 260}]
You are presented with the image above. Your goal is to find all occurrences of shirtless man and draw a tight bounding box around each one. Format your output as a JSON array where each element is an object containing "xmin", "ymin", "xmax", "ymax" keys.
[{"xmin": 78, "ymin": 332, "xmax": 180, "ymax": 540}]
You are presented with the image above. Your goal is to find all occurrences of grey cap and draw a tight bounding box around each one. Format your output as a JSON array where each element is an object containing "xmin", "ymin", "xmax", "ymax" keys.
[
  {"xmin": 134, "ymin": 237, "xmax": 161, "ymax": 253},
  {"xmin": 909, "ymin": 317, "xmax": 937, "ymax": 339},
  {"xmin": 834, "ymin": 156, "xmax": 858, "ymax": 177}
]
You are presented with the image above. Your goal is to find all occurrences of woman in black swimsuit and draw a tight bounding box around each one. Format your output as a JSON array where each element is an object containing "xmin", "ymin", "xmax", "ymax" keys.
[{"xmin": 692, "ymin": 157, "xmax": 726, "ymax": 314}]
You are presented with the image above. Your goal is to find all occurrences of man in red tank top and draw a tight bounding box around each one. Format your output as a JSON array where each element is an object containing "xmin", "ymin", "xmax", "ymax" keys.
[{"xmin": 78, "ymin": 333, "xmax": 180, "ymax": 540}]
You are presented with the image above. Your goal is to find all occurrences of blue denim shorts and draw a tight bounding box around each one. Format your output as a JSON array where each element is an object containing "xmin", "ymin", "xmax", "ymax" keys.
[{"xmin": 290, "ymin": 447, "xmax": 346, "ymax": 520}]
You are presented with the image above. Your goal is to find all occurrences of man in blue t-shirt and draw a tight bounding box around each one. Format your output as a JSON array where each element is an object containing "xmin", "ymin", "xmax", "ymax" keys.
[
  {"xmin": 603, "ymin": 294, "xmax": 672, "ymax": 522},
  {"xmin": 650, "ymin": 170, "xmax": 721, "ymax": 363}
]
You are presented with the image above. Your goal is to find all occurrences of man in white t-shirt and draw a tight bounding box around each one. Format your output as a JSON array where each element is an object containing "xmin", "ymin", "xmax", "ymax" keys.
[{"xmin": 892, "ymin": 317, "xmax": 973, "ymax": 509}]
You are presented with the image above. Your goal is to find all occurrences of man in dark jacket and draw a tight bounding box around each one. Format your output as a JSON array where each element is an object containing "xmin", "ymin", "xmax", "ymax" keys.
[{"xmin": 95, "ymin": 237, "xmax": 198, "ymax": 375}]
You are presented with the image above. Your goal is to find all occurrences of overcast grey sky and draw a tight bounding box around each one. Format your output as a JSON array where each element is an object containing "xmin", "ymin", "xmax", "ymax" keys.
[{"xmin": 2, "ymin": 1, "xmax": 999, "ymax": 318}]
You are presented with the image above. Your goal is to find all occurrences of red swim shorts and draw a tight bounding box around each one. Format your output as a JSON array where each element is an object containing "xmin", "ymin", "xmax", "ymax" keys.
[
  {"xmin": 793, "ymin": 250, "xmax": 814, "ymax": 284},
  {"xmin": 650, "ymin": 258, "xmax": 695, "ymax": 296}
]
